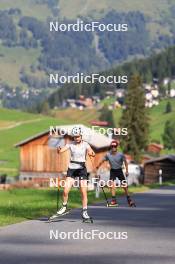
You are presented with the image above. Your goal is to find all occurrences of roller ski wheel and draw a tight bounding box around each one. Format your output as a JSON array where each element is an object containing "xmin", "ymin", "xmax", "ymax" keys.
[
  {"xmin": 127, "ymin": 197, "xmax": 136, "ymax": 207},
  {"xmin": 82, "ymin": 217, "xmax": 93, "ymax": 224},
  {"xmin": 82, "ymin": 209, "xmax": 93, "ymax": 224}
]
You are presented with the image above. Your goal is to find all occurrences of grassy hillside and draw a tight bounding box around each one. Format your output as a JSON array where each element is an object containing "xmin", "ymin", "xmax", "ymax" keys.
[
  {"xmin": 149, "ymin": 99, "xmax": 175, "ymax": 142},
  {"xmin": 112, "ymin": 98, "xmax": 175, "ymax": 144},
  {"xmin": 53, "ymin": 108, "xmax": 100, "ymax": 126},
  {"xmin": 0, "ymin": 0, "xmax": 172, "ymax": 21},
  {"xmin": 59, "ymin": 0, "xmax": 173, "ymax": 20},
  {"xmin": 0, "ymin": 45, "xmax": 41, "ymax": 88},
  {"xmin": 0, "ymin": 98, "xmax": 174, "ymax": 176},
  {"xmin": 0, "ymin": 108, "xmax": 70, "ymax": 176},
  {"xmin": 54, "ymin": 99, "xmax": 175, "ymax": 144},
  {"xmin": 0, "ymin": 0, "xmax": 53, "ymax": 21}
]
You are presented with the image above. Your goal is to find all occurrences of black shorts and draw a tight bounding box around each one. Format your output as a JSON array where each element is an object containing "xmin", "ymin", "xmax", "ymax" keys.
[
  {"xmin": 67, "ymin": 168, "xmax": 88, "ymax": 180},
  {"xmin": 110, "ymin": 168, "xmax": 125, "ymax": 181}
]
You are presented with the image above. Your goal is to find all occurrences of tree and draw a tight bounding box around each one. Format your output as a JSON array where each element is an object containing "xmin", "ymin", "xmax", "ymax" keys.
[
  {"xmin": 40, "ymin": 102, "xmax": 50, "ymax": 115},
  {"xmin": 162, "ymin": 120, "xmax": 175, "ymax": 149},
  {"xmin": 120, "ymin": 75, "xmax": 149, "ymax": 162},
  {"xmin": 100, "ymin": 103, "xmax": 115, "ymax": 127},
  {"xmin": 167, "ymin": 81, "xmax": 171, "ymax": 95},
  {"xmin": 165, "ymin": 101, "xmax": 172, "ymax": 113}
]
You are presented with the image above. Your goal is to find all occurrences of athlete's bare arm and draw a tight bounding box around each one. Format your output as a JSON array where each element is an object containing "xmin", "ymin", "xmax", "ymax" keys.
[
  {"xmin": 87, "ymin": 146, "xmax": 95, "ymax": 157},
  {"xmin": 96, "ymin": 159, "xmax": 105, "ymax": 170},
  {"xmin": 57, "ymin": 145, "xmax": 69, "ymax": 154},
  {"xmin": 124, "ymin": 158, "xmax": 129, "ymax": 176}
]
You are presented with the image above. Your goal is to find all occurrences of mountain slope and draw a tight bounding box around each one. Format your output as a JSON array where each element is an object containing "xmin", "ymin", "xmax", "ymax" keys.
[
  {"xmin": 0, "ymin": 0, "xmax": 175, "ymax": 109},
  {"xmin": 59, "ymin": 0, "xmax": 173, "ymax": 20}
]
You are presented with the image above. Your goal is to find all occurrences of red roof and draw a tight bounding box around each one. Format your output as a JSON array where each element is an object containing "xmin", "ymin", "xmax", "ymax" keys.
[{"xmin": 91, "ymin": 121, "xmax": 109, "ymax": 126}]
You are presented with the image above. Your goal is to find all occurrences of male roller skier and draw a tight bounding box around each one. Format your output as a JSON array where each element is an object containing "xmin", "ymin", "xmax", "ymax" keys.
[
  {"xmin": 51, "ymin": 126, "xmax": 95, "ymax": 222},
  {"xmin": 96, "ymin": 140, "xmax": 135, "ymax": 207}
]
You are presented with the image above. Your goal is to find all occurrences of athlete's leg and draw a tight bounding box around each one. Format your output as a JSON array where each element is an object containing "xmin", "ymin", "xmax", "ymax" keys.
[
  {"xmin": 122, "ymin": 186, "xmax": 136, "ymax": 206},
  {"xmin": 111, "ymin": 180, "xmax": 116, "ymax": 197},
  {"xmin": 79, "ymin": 179, "xmax": 88, "ymax": 209},
  {"xmin": 122, "ymin": 186, "xmax": 129, "ymax": 196},
  {"xmin": 108, "ymin": 179, "xmax": 118, "ymax": 206},
  {"xmin": 80, "ymin": 179, "xmax": 93, "ymax": 221},
  {"xmin": 62, "ymin": 176, "xmax": 75, "ymax": 205},
  {"xmin": 50, "ymin": 177, "xmax": 74, "ymax": 218}
]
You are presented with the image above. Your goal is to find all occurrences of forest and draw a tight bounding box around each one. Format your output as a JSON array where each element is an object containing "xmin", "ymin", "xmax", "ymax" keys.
[{"xmin": 46, "ymin": 45, "xmax": 175, "ymax": 108}]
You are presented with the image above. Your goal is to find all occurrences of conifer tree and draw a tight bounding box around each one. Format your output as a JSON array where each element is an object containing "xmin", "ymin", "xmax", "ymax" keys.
[
  {"xmin": 100, "ymin": 103, "xmax": 115, "ymax": 127},
  {"xmin": 120, "ymin": 75, "xmax": 149, "ymax": 161},
  {"xmin": 165, "ymin": 101, "xmax": 172, "ymax": 113},
  {"xmin": 162, "ymin": 120, "xmax": 175, "ymax": 149}
]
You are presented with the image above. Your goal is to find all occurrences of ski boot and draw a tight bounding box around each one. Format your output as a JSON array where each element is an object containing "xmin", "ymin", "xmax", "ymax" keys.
[
  {"xmin": 108, "ymin": 199, "xmax": 119, "ymax": 207},
  {"xmin": 82, "ymin": 209, "xmax": 93, "ymax": 223},
  {"xmin": 127, "ymin": 196, "xmax": 136, "ymax": 207},
  {"xmin": 49, "ymin": 204, "xmax": 70, "ymax": 221}
]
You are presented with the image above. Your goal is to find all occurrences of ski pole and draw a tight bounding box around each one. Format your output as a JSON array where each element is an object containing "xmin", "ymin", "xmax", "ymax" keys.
[
  {"xmin": 101, "ymin": 185, "xmax": 110, "ymax": 207},
  {"xmin": 97, "ymin": 174, "xmax": 110, "ymax": 207},
  {"xmin": 56, "ymin": 176, "xmax": 60, "ymax": 211}
]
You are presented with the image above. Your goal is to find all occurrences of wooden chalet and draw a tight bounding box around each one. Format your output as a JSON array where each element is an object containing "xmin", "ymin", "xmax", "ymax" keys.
[
  {"xmin": 15, "ymin": 124, "xmax": 112, "ymax": 182},
  {"xmin": 144, "ymin": 155, "xmax": 175, "ymax": 184}
]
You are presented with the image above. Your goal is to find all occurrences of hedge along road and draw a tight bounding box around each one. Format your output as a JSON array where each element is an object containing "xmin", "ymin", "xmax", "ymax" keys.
[{"xmin": 0, "ymin": 186, "xmax": 175, "ymax": 264}]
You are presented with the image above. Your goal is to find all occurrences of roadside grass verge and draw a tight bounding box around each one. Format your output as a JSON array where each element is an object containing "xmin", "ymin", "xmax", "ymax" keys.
[{"xmin": 0, "ymin": 181, "xmax": 174, "ymax": 227}]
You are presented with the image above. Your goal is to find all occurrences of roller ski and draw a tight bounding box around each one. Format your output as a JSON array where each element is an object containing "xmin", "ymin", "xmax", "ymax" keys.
[
  {"xmin": 127, "ymin": 196, "xmax": 136, "ymax": 207},
  {"xmin": 107, "ymin": 199, "xmax": 119, "ymax": 207},
  {"xmin": 101, "ymin": 186, "xmax": 118, "ymax": 207},
  {"xmin": 82, "ymin": 209, "xmax": 93, "ymax": 223},
  {"xmin": 48, "ymin": 204, "xmax": 70, "ymax": 222}
]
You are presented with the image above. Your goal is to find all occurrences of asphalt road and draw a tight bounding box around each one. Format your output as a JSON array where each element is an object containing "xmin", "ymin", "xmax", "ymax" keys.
[{"xmin": 0, "ymin": 186, "xmax": 175, "ymax": 264}]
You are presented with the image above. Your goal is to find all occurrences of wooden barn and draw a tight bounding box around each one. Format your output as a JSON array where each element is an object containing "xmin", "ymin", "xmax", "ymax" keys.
[
  {"xmin": 15, "ymin": 124, "xmax": 112, "ymax": 182},
  {"xmin": 144, "ymin": 155, "xmax": 175, "ymax": 184}
]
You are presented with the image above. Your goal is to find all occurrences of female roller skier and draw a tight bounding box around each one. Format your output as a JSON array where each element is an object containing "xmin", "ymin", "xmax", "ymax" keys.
[{"xmin": 50, "ymin": 126, "xmax": 95, "ymax": 222}]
